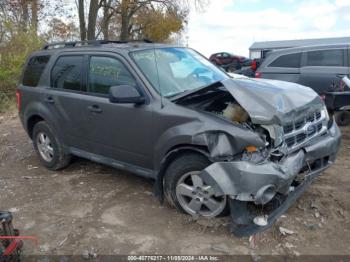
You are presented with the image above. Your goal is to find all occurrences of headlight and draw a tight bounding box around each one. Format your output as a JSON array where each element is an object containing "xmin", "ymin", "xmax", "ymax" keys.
[{"xmin": 323, "ymin": 106, "xmax": 330, "ymax": 122}]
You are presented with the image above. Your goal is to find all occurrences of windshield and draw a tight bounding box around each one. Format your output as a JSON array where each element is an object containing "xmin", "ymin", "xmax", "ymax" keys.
[{"xmin": 131, "ymin": 47, "xmax": 229, "ymax": 97}]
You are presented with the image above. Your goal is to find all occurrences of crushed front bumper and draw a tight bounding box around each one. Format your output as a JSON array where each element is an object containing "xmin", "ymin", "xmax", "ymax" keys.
[{"xmin": 201, "ymin": 121, "xmax": 341, "ymax": 237}]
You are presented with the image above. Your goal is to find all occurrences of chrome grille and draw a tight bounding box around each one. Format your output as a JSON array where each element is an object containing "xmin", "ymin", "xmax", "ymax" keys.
[{"xmin": 283, "ymin": 109, "xmax": 327, "ymax": 151}]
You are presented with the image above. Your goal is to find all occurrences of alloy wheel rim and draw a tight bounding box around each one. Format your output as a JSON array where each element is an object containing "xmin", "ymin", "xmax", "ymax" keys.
[
  {"xmin": 36, "ymin": 132, "xmax": 54, "ymax": 162},
  {"xmin": 175, "ymin": 171, "xmax": 226, "ymax": 218}
]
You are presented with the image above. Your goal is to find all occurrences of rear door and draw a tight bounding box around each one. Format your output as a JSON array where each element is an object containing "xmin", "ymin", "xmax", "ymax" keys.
[
  {"xmin": 299, "ymin": 48, "xmax": 348, "ymax": 94},
  {"xmin": 43, "ymin": 54, "xmax": 92, "ymax": 151},
  {"xmin": 260, "ymin": 52, "xmax": 301, "ymax": 83}
]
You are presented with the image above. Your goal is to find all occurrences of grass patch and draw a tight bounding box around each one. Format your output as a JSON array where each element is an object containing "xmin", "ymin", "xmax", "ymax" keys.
[{"xmin": 0, "ymin": 93, "xmax": 16, "ymax": 113}]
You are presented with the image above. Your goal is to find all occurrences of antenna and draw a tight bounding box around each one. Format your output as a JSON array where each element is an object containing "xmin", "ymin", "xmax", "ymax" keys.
[{"xmin": 152, "ymin": 43, "xmax": 164, "ymax": 108}]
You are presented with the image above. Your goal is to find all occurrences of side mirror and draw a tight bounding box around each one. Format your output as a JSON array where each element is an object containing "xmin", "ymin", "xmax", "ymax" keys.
[{"xmin": 109, "ymin": 85, "xmax": 145, "ymax": 104}]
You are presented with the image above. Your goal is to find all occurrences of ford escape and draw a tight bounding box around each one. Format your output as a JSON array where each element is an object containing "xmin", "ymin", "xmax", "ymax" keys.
[{"xmin": 17, "ymin": 40, "xmax": 341, "ymax": 236}]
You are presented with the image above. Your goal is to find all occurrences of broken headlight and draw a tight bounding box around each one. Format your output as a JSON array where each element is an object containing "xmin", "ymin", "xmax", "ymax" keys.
[
  {"xmin": 241, "ymin": 147, "xmax": 269, "ymax": 163},
  {"xmin": 323, "ymin": 105, "xmax": 330, "ymax": 122}
]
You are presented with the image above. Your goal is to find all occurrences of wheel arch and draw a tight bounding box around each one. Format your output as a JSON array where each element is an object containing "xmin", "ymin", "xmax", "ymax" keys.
[
  {"xmin": 154, "ymin": 144, "xmax": 211, "ymax": 202},
  {"xmin": 23, "ymin": 100, "xmax": 64, "ymax": 141},
  {"xmin": 27, "ymin": 114, "xmax": 45, "ymax": 139},
  {"xmin": 25, "ymin": 111, "xmax": 65, "ymax": 149}
]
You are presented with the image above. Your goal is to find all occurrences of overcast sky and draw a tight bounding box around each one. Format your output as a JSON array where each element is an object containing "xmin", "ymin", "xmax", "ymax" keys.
[{"xmin": 187, "ymin": 0, "xmax": 350, "ymax": 57}]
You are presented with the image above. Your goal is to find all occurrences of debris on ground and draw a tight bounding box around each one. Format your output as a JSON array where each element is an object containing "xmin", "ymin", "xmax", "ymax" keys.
[
  {"xmin": 27, "ymin": 165, "xmax": 38, "ymax": 170},
  {"xmin": 210, "ymin": 243, "xmax": 231, "ymax": 254},
  {"xmin": 82, "ymin": 247, "xmax": 98, "ymax": 259},
  {"xmin": 337, "ymin": 208, "xmax": 345, "ymax": 218},
  {"xmin": 284, "ymin": 242, "xmax": 295, "ymax": 249},
  {"xmin": 310, "ymin": 200, "xmax": 320, "ymax": 210},
  {"xmin": 8, "ymin": 207, "xmax": 19, "ymax": 213},
  {"xmin": 39, "ymin": 244, "xmax": 50, "ymax": 253},
  {"xmin": 292, "ymin": 250, "xmax": 301, "ymax": 256},
  {"xmin": 58, "ymin": 237, "xmax": 68, "ymax": 247},
  {"xmin": 305, "ymin": 223, "xmax": 319, "ymax": 230},
  {"xmin": 279, "ymin": 227, "xmax": 295, "ymax": 236}
]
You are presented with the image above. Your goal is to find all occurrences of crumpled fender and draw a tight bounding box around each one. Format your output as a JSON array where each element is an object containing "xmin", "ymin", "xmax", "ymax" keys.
[
  {"xmin": 192, "ymin": 130, "xmax": 265, "ymax": 160},
  {"xmin": 153, "ymin": 102, "xmax": 265, "ymax": 171},
  {"xmin": 201, "ymin": 150, "xmax": 305, "ymax": 204}
]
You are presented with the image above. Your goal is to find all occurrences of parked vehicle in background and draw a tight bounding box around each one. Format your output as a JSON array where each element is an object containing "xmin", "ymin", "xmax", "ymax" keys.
[
  {"xmin": 255, "ymin": 44, "xmax": 350, "ymax": 94},
  {"xmin": 17, "ymin": 40, "xmax": 340, "ymax": 237},
  {"xmin": 209, "ymin": 52, "xmax": 250, "ymax": 72},
  {"xmin": 326, "ymin": 76, "xmax": 350, "ymax": 126},
  {"xmin": 234, "ymin": 59, "xmax": 261, "ymax": 77}
]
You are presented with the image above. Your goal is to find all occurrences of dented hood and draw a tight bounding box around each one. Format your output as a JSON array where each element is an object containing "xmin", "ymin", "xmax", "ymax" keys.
[{"xmin": 221, "ymin": 78, "xmax": 325, "ymax": 125}]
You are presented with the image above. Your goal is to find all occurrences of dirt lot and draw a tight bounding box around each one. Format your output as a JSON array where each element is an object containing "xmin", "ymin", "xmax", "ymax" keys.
[{"xmin": 0, "ymin": 112, "xmax": 350, "ymax": 257}]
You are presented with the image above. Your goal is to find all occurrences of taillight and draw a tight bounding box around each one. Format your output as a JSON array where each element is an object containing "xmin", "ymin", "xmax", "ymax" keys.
[
  {"xmin": 251, "ymin": 60, "xmax": 257, "ymax": 71},
  {"xmin": 320, "ymin": 94, "xmax": 326, "ymax": 101},
  {"xmin": 16, "ymin": 90, "xmax": 21, "ymax": 112},
  {"xmin": 255, "ymin": 71, "xmax": 262, "ymax": 78}
]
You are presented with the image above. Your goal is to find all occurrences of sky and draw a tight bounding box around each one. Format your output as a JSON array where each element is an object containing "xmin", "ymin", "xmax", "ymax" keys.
[{"xmin": 187, "ymin": 0, "xmax": 350, "ymax": 57}]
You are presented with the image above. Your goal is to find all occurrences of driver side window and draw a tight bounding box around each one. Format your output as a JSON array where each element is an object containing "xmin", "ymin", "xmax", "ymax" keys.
[{"xmin": 88, "ymin": 56, "xmax": 136, "ymax": 95}]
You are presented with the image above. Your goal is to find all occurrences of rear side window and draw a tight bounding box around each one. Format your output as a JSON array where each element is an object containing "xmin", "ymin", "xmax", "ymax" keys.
[
  {"xmin": 88, "ymin": 56, "xmax": 136, "ymax": 94},
  {"xmin": 51, "ymin": 56, "xmax": 84, "ymax": 91},
  {"xmin": 306, "ymin": 49, "xmax": 345, "ymax": 67},
  {"xmin": 22, "ymin": 55, "xmax": 50, "ymax": 87},
  {"xmin": 268, "ymin": 53, "xmax": 301, "ymax": 68}
]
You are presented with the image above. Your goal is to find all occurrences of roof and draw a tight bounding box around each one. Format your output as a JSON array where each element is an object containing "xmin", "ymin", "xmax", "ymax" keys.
[{"xmin": 249, "ymin": 37, "xmax": 350, "ymax": 50}]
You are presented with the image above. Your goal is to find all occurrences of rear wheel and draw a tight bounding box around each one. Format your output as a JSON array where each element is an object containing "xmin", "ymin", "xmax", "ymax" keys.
[
  {"xmin": 33, "ymin": 121, "xmax": 71, "ymax": 170},
  {"xmin": 164, "ymin": 153, "xmax": 227, "ymax": 218}
]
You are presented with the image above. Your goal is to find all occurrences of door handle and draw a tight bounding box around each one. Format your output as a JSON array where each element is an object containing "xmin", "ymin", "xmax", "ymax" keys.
[
  {"xmin": 88, "ymin": 105, "xmax": 102, "ymax": 113},
  {"xmin": 44, "ymin": 96, "xmax": 54, "ymax": 104}
]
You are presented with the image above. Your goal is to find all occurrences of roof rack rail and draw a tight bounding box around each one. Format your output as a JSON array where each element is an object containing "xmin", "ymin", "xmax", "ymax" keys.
[{"xmin": 42, "ymin": 39, "xmax": 153, "ymax": 50}]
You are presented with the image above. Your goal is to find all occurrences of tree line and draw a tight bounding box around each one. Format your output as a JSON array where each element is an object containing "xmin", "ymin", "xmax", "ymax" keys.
[
  {"xmin": 0, "ymin": 0, "xmax": 207, "ymax": 111},
  {"xmin": 1, "ymin": 0, "xmax": 207, "ymax": 43}
]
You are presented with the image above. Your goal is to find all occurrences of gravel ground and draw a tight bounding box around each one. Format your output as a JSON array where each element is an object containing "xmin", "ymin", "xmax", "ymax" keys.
[{"xmin": 0, "ymin": 112, "xmax": 349, "ymax": 257}]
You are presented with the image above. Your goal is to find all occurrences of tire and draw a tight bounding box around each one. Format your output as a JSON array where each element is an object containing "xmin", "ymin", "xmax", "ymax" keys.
[
  {"xmin": 335, "ymin": 111, "xmax": 350, "ymax": 126},
  {"xmin": 32, "ymin": 121, "xmax": 71, "ymax": 170},
  {"xmin": 164, "ymin": 153, "xmax": 228, "ymax": 218}
]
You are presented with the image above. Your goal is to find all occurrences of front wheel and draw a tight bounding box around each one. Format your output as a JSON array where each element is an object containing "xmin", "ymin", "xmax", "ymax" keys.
[{"xmin": 164, "ymin": 153, "xmax": 227, "ymax": 218}]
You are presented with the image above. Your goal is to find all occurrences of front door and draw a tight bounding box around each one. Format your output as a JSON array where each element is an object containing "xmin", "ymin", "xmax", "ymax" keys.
[{"xmin": 80, "ymin": 54, "xmax": 154, "ymax": 169}]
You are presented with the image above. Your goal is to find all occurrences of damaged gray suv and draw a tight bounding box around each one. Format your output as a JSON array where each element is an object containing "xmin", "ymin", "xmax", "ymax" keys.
[{"xmin": 18, "ymin": 41, "xmax": 341, "ymax": 236}]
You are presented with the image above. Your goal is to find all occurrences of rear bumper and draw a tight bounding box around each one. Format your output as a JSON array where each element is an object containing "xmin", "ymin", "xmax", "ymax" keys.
[{"xmin": 201, "ymin": 121, "xmax": 341, "ymax": 236}]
